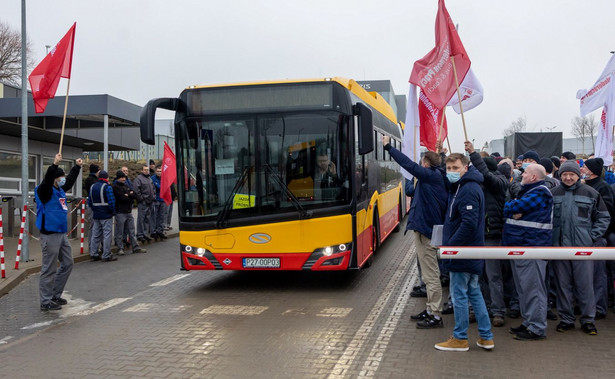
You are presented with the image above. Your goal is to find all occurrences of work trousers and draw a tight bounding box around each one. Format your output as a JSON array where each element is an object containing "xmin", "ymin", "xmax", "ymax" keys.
[
  {"xmin": 552, "ymin": 260, "xmax": 595, "ymax": 324},
  {"xmin": 153, "ymin": 201, "xmax": 168, "ymax": 234},
  {"xmin": 90, "ymin": 218, "xmax": 113, "ymax": 259},
  {"xmin": 137, "ymin": 202, "xmax": 153, "ymax": 238},
  {"xmin": 114, "ymin": 212, "xmax": 139, "ymax": 251},
  {"xmin": 39, "ymin": 233, "xmax": 73, "ymax": 305},
  {"xmin": 414, "ymin": 231, "xmax": 442, "ymax": 316},
  {"xmin": 594, "ymin": 260, "xmax": 608, "ymax": 315},
  {"xmin": 511, "ymin": 259, "xmax": 548, "ymax": 336}
]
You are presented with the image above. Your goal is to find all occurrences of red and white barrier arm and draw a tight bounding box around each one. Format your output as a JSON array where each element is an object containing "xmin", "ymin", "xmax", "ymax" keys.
[
  {"xmin": 0, "ymin": 207, "xmax": 5, "ymax": 279},
  {"xmin": 439, "ymin": 246, "xmax": 615, "ymax": 260}
]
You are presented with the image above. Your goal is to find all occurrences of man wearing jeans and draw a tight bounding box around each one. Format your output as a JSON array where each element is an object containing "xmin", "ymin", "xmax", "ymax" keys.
[{"xmin": 435, "ymin": 153, "xmax": 494, "ymax": 352}]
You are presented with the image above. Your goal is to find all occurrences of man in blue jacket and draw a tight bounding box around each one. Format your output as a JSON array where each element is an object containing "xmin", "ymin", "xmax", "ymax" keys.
[
  {"xmin": 383, "ymin": 136, "xmax": 447, "ymax": 329},
  {"xmin": 88, "ymin": 170, "xmax": 117, "ymax": 262},
  {"xmin": 35, "ymin": 153, "xmax": 83, "ymax": 311},
  {"xmin": 435, "ymin": 153, "xmax": 494, "ymax": 352}
]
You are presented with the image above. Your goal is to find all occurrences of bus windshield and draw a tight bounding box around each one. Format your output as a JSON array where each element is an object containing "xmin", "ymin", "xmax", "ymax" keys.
[{"xmin": 179, "ymin": 112, "xmax": 350, "ymax": 220}]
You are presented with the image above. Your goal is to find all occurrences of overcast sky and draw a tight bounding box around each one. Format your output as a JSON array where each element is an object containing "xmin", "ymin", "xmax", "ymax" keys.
[{"xmin": 5, "ymin": 0, "xmax": 615, "ymax": 150}]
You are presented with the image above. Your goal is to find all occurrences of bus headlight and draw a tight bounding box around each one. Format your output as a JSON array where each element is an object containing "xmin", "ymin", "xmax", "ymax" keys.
[
  {"xmin": 313, "ymin": 243, "xmax": 351, "ymax": 257},
  {"xmin": 324, "ymin": 247, "xmax": 334, "ymax": 256},
  {"xmin": 185, "ymin": 245, "xmax": 193, "ymax": 253},
  {"xmin": 196, "ymin": 248, "xmax": 206, "ymax": 257}
]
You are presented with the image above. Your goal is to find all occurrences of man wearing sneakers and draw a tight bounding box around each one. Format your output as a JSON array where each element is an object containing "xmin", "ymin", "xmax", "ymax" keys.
[
  {"xmin": 383, "ymin": 136, "xmax": 447, "ymax": 329},
  {"xmin": 112, "ymin": 170, "xmax": 146, "ymax": 255},
  {"xmin": 551, "ymin": 161, "xmax": 610, "ymax": 335},
  {"xmin": 35, "ymin": 153, "xmax": 83, "ymax": 310},
  {"xmin": 434, "ymin": 153, "xmax": 494, "ymax": 352},
  {"xmin": 503, "ymin": 163, "xmax": 553, "ymax": 341}
]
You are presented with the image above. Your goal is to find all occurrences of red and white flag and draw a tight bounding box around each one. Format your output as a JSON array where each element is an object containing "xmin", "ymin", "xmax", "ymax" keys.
[
  {"xmin": 447, "ymin": 67, "xmax": 483, "ymax": 114},
  {"xmin": 401, "ymin": 84, "xmax": 421, "ymax": 180},
  {"xmin": 419, "ymin": 90, "xmax": 447, "ymax": 152},
  {"xmin": 28, "ymin": 23, "xmax": 76, "ymax": 114},
  {"xmin": 160, "ymin": 141, "xmax": 177, "ymax": 205},
  {"xmin": 409, "ymin": 0, "xmax": 471, "ymax": 110},
  {"xmin": 577, "ymin": 54, "xmax": 615, "ymax": 165}
]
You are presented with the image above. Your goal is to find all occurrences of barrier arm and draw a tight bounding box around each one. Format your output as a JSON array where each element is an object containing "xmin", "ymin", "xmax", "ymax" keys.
[{"xmin": 438, "ymin": 246, "xmax": 615, "ymax": 260}]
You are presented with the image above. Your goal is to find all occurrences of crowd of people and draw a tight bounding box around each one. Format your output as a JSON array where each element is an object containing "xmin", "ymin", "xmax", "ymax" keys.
[
  {"xmin": 35, "ymin": 155, "xmax": 175, "ymax": 311},
  {"xmin": 384, "ymin": 136, "xmax": 615, "ymax": 352}
]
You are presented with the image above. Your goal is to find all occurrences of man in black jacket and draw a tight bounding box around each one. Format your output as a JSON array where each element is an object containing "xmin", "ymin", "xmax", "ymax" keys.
[
  {"xmin": 84, "ymin": 164, "xmax": 100, "ymax": 254},
  {"xmin": 465, "ymin": 141, "xmax": 519, "ymax": 327},
  {"xmin": 112, "ymin": 170, "xmax": 146, "ymax": 255}
]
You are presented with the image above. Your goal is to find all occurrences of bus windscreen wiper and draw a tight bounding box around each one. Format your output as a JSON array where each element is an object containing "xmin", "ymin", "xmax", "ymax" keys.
[
  {"xmin": 216, "ymin": 165, "xmax": 252, "ymax": 229},
  {"xmin": 264, "ymin": 164, "xmax": 312, "ymax": 220}
]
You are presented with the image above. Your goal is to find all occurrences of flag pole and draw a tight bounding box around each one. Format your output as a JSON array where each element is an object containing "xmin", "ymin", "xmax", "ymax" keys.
[
  {"xmin": 58, "ymin": 78, "xmax": 71, "ymax": 155},
  {"xmin": 451, "ymin": 56, "xmax": 469, "ymax": 142},
  {"xmin": 436, "ymin": 107, "xmax": 446, "ymax": 153},
  {"xmin": 446, "ymin": 136, "xmax": 452, "ymax": 153}
]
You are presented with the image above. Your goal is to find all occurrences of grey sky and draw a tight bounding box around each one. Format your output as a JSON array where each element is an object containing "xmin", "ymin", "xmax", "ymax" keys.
[{"xmin": 5, "ymin": 0, "xmax": 615, "ymax": 151}]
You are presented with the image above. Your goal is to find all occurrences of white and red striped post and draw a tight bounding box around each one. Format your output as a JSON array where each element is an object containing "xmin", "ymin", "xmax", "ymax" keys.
[
  {"xmin": 1, "ymin": 207, "xmax": 5, "ymax": 278},
  {"xmin": 15, "ymin": 205, "xmax": 27, "ymax": 269},
  {"xmin": 79, "ymin": 198, "xmax": 86, "ymax": 254}
]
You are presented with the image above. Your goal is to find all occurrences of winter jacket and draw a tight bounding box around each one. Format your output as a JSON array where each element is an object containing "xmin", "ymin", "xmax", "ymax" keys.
[
  {"xmin": 88, "ymin": 179, "xmax": 116, "ymax": 219},
  {"xmin": 551, "ymin": 181, "xmax": 610, "ymax": 247},
  {"xmin": 441, "ymin": 166, "xmax": 485, "ymax": 275},
  {"xmin": 133, "ymin": 173, "xmax": 156, "ymax": 204},
  {"xmin": 469, "ymin": 152, "xmax": 508, "ymax": 239},
  {"xmin": 112, "ymin": 181, "xmax": 137, "ymax": 214},
  {"xmin": 84, "ymin": 173, "xmax": 98, "ymax": 198},
  {"xmin": 151, "ymin": 174, "xmax": 165, "ymax": 202},
  {"xmin": 386, "ymin": 144, "xmax": 448, "ymax": 239},
  {"xmin": 502, "ymin": 181, "xmax": 553, "ymax": 247},
  {"xmin": 35, "ymin": 163, "xmax": 82, "ymax": 234},
  {"xmin": 585, "ymin": 176, "xmax": 615, "ymax": 235}
]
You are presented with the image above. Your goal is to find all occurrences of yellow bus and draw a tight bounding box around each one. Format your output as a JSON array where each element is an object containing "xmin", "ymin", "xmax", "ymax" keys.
[{"xmin": 140, "ymin": 78, "xmax": 405, "ymax": 270}]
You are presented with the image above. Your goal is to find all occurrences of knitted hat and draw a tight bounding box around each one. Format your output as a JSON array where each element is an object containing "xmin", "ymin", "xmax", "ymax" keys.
[
  {"xmin": 484, "ymin": 157, "xmax": 498, "ymax": 172},
  {"xmin": 584, "ymin": 158, "xmax": 604, "ymax": 177},
  {"xmin": 539, "ymin": 158, "xmax": 554, "ymax": 174},
  {"xmin": 491, "ymin": 152, "xmax": 501, "ymax": 158},
  {"xmin": 98, "ymin": 170, "xmax": 109, "ymax": 179},
  {"xmin": 561, "ymin": 151, "xmax": 576, "ymax": 160},
  {"xmin": 89, "ymin": 164, "xmax": 100, "ymax": 173},
  {"xmin": 522, "ymin": 150, "xmax": 540, "ymax": 163},
  {"xmin": 559, "ymin": 161, "xmax": 581, "ymax": 177},
  {"xmin": 516, "ymin": 155, "xmax": 524, "ymax": 161},
  {"xmin": 115, "ymin": 170, "xmax": 126, "ymax": 179},
  {"xmin": 54, "ymin": 168, "xmax": 66, "ymax": 178},
  {"xmin": 550, "ymin": 156, "xmax": 561, "ymax": 168}
]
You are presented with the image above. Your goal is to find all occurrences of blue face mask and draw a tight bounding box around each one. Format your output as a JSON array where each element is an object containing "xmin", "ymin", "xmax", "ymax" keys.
[
  {"xmin": 522, "ymin": 163, "xmax": 530, "ymax": 170},
  {"xmin": 446, "ymin": 171, "xmax": 461, "ymax": 183},
  {"xmin": 57, "ymin": 177, "xmax": 66, "ymax": 187}
]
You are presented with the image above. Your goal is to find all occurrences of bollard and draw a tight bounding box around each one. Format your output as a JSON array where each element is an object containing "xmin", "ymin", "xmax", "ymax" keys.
[
  {"xmin": 80, "ymin": 198, "xmax": 85, "ymax": 254},
  {"xmin": 14, "ymin": 205, "xmax": 27, "ymax": 269},
  {"xmin": 0, "ymin": 208, "xmax": 5, "ymax": 279}
]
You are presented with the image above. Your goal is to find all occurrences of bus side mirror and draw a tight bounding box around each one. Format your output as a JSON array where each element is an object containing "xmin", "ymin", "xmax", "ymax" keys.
[
  {"xmin": 140, "ymin": 98, "xmax": 180, "ymax": 145},
  {"xmin": 355, "ymin": 103, "xmax": 373, "ymax": 155}
]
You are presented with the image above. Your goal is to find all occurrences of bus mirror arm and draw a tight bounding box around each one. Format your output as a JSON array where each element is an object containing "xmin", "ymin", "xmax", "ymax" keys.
[{"xmin": 140, "ymin": 97, "xmax": 181, "ymax": 145}]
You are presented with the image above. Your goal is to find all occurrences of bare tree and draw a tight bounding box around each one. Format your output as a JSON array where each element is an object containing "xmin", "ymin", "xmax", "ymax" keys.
[
  {"xmin": 0, "ymin": 20, "xmax": 34, "ymax": 87},
  {"xmin": 571, "ymin": 115, "xmax": 599, "ymax": 154},
  {"xmin": 502, "ymin": 116, "xmax": 527, "ymax": 137}
]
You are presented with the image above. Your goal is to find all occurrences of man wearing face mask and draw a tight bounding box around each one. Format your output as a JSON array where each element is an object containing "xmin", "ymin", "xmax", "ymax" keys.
[
  {"xmin": 502, "ymin": 164, "xmax": 553, "ymax": 341},
  {"xmin": 509, "ymin": 150, "xmax": 540, "ymax": 199},
  {"xmin": 35, "ymin": 153, "xmax": 83, "ymax": 311}
]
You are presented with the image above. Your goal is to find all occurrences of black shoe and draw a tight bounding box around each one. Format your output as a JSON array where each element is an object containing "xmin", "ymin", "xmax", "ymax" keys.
[
  {"xmin": 416, "ymin": 314, "xmax": 443, "ymax": 329},
  {"xmin": 144, "ymin": 236, "xmax": 152, "ymax": 242},
  {"xmin": 41, "ymin": 302, "xmax": 62, "ymax": 311},
  {"xmin": 101, "ymin": 257, "xmax": 118, "ymax": 262},
  {"xmin": 51, "ymin": 297, "xmax": 68, "ymax": 305},
  {"xmin": 410, "ymin": 289, "xmax": 427, "ymax": 298},
  {"xmin": 442, "ymin": 304, "xmax": 454, "ymax": 315},
  {"xmin": 158, "ymin": 232, "xmax": 167, "ymax": 240},
  {"xmin": 547, "ymin": 309, "xmax": 558, "ymax": 320},
  {"xmin": 514, "ymin": 329, "xmax": 546, "ymax": 341},
  {"xmin": 137, "ymin": 237, "xmax": 146, "ymax": 243},
  {"xmin": 508, "ymin": 309, "xmax": 520, "ymax": 319},
  {"xmin": 509, "ymin": 324, "xmax": 527, "ymax": 335},
  {"xmin": 556, "ymin": 321, "xmax": 575, "ymax": 332},
  {"xmin": 410, "ymin": 310, "xmax": 429, "ymax": 321},
  {"xmin": 595, "ymin": 312, "xmax": 606, "ymax": 320},
  {"xmin": 412, "ymin": 285, "xmax": 423, "ymax": 292},
  {"xmin": 133, "ymin": 247, "xmax": 147, "ymax": 254},
  {"xmin": 90, "ymin": 255, "xmax": 101, "ymax": 261},
  {"xmin": 581, "ymin": 322, "xmax": 597, "ymax": 335}
]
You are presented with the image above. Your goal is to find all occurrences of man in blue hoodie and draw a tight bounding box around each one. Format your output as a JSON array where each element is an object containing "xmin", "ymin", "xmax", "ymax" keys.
[
  {"xmin": 383, "ymin": 136, "xmax": 448, "ymax": 329},
  {"xmin": 435, "ymin": 153, "xmax": 494, "ymax": 352}
]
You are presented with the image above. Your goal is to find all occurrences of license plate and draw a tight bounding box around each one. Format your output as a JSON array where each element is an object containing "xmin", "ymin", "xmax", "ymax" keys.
[{"xmin": 243, "ymin": 258, "xmax": 280, "ymax": 268}]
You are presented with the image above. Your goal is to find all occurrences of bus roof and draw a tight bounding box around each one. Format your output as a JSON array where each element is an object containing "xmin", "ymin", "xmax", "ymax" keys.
[{"xmin": 186, "ymin": 77, "xmax": 398, "ymax": 124}]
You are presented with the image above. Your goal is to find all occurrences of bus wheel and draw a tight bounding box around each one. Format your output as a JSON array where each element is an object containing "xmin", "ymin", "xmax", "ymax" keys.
[
  {"xmin": 393, "ymin": 200, "xmax": 402, "ymax": 233},
  {"xmin": 372, "ymin": 210, "xmax": 380, "ymax": 254}
]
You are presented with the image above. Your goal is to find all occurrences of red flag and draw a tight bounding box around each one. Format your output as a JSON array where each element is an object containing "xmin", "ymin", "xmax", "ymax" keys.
[
  {"xmin": 160, "ymin": 141, "xmax": 177, "ymax": 205},
  {"xmin": 418, "ymin": 90, "xmax": 447, "ymax": 151},
  {"xmin": 28, "ymin": 23, "xmax": 76, "ymax": 113},
  {"xmin": 410, "ymin": 0, "xmax": 470, "ymax": 109}
]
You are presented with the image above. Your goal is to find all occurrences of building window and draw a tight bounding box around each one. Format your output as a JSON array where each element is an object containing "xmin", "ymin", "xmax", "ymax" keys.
[{"xmin": 0, "ymin": 152, "xmax": 36, "ymax": 195}]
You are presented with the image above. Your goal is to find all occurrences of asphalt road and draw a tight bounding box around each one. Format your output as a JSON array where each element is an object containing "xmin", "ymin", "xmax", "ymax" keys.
[{"xmin": 1, "ymin": 227, "xmax": 614, "ymax": 378}]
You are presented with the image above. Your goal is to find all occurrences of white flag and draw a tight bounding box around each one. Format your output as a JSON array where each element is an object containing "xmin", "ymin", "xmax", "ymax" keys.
[
  {"xmin": 447, "ymin": 67, "xmax": 484, "ymax": 114},
  {"xmin": 577, "ymin": 54, "xmax": 615, "ymax": 117},
  {"xmin": 401, "ymin": 84, "xmax": 421, "ymax": 180},
  {"xmin": 594, "ymin": 86, "xmax": 615, "ymax": 166}
]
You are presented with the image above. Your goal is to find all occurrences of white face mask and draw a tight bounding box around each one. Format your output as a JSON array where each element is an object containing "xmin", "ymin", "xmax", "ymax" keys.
[{"xmin": 57, "ymin": 177, "xmax": 66, "ymax": 187}]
